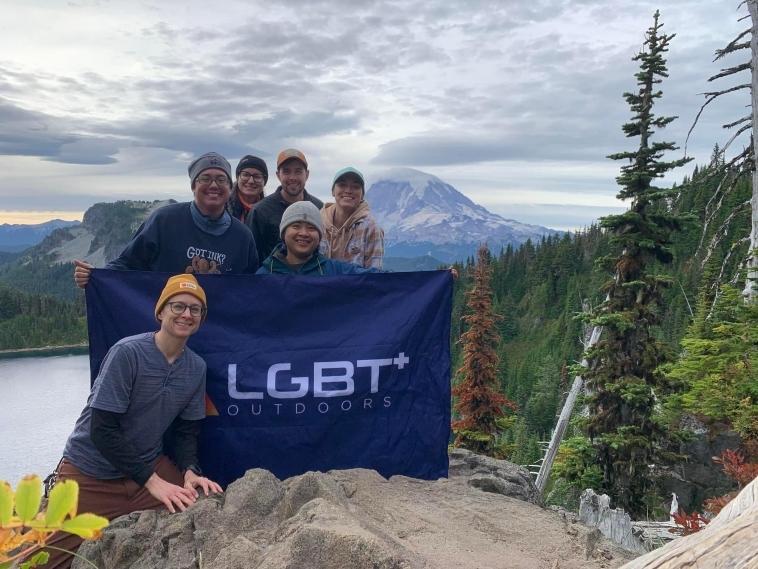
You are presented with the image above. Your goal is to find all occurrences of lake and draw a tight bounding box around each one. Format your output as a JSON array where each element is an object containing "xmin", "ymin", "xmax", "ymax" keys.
[{"xmin": 0, "ymin": 354, "xmax": 91, "ymax": 484}]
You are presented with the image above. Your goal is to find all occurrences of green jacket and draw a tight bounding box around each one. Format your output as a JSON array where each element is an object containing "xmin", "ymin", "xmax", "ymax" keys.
[{"xmin": 256, "ymin": 246, "xmax": 382, "ymax": 276}]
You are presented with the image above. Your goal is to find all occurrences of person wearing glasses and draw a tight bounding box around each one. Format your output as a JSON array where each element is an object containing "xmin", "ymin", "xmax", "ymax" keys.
[
  {"xmin": 43, "ymin": 274, "xmax": 222, "ymax": 569},
  {"xmin": 228, "ymin": 154, "xmax": 268, "ymax": 223},
  {"xmin": 73, "ymin": 152, "xmax": 259, "ymax": 287},
  {"xmin": 247, "ymin": 148, "xmax": 323, "ymax": 262}
]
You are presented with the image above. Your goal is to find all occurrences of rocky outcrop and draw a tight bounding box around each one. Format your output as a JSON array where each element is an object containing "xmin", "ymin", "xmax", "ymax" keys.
[
  {"xmin": 657, "ymin": 416, "xmax": 742, "ymax": 511},
  {"xmin": 0, "ymin": 200, "xmax": 174, "ymax": 299},
  {"xmin": 22, "ymin": 199, "xmax": 173, "ymax": 268},
  {"xmin": 448, "ymin": 447, "xmax": 541, "ymax": 504},
  {"xmin": 73, "ymin": 463, "xmax": 634, "ymax": 569}
]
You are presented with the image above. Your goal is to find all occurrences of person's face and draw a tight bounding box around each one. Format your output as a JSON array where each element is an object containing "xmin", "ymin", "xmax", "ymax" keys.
[
  {"xmin": 283, "ymin": 221, "xmax": 320, "ymax": 260},
  {"xmin": 157, "ymin": 293, "xmax": 204, "ymax": 339},
  {"xmin": 237, "ymin": 167, "xmax": 265, "ymax": 201},
  {"xmin": 192, "ymin": 168, "xmax": 231, "ymax": 216},
  {"xmin": 332, "ymin": 175, "xmax": 364, "ymax": 213},
  {"xmin": 276, "ymin": 159, "xmax": 309, "ymax": 200}
]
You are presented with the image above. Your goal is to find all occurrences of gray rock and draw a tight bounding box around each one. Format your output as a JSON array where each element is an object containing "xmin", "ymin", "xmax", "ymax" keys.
[
  {"xmin": 210, "ymin": 535, "xmax": 262, "ymax": 568},
  {"xmin": 657, "ymin": 418, "xmax": 742, "ymax": 511},
  {"xmin": 223, "ymin": 468, "xmax": 282, "ymax": 517},
  {"xmin": 278, "ymin": 470, "xmax": 349, "ymax": 520},
  {"xmin": 448, "ymin": 448, "xmax": 541, "ymax": 504},
  {"xmin": 74, "ymin": 462, "xmax": 628, "ymax": 569}
]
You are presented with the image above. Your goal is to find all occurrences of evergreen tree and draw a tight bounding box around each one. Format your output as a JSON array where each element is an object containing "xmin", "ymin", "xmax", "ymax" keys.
[
  {"xmin": 525, "ymin": 355, "xmax": 561, "ymax": 437},
  {"xmin": 665, "ymin": 285, "xmax": 758, "ymax": 442},
  {"xmin": 582, "ymin": 11, "xmax": 692, "ymax": 516},
  {"xmin": 452, "ymin": 245, "xmax": 517, "ymax": 454}
]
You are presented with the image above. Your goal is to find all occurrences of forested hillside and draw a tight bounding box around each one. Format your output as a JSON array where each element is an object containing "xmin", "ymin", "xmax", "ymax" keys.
[
  {"xmin": 0, "ymin": 283, "xmax": 86, "ymax": 350},
  {"xmin": 450, "ymin": 152, "xmax": 755, "ymax": 509}
]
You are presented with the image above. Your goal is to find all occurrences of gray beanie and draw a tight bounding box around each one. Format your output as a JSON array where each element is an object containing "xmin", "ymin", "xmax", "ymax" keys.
[
  {"xmin": 279, "ymin": 201, "xmax": 323, "ymax": 238},
  {"xmin": 188, "ymin": 152, "xmax": 232, "ymax": 184}
]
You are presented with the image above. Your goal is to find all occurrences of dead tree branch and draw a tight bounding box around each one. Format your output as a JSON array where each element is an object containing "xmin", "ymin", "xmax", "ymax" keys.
[
  {"xmin": 707, "ymin": 237, "xmax": 751, "ymax": 320},
  {"xmin": 685, "ymin": 84, "xmax": 750, "ymax": 155},
  {"xmin": 724, "ymin": 115, "xmax": 752, "ymax": 128},
  {"xmin": 709, "ymin": 62, "xmax": 752, "ymax": 82},
  {"xmin": 715, "ymin": 29, "xmax": 751, "ymax": 60},
  {"xmin": 700, "ymin": 200, "xmax": 752, "ymax": 269},
  {"xmin": 723, "ymin": 123, "xmax": 753, "ymax": 154}
]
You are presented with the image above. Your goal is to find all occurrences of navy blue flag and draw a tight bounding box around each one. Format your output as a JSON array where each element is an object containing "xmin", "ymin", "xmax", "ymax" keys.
[{"xmin": 86, "ymin": 269, "xmax": 452, "ymax": 486}]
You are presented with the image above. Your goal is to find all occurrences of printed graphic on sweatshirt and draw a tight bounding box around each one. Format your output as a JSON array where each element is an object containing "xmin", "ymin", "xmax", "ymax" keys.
[{"xmin": 184, "ymin": 247, "xmax": 226, "ymax": 274}]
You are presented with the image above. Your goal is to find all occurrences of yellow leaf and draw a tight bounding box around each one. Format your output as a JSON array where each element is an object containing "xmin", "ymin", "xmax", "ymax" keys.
[
  {"xmin": 61, "ymin": 513, "xmax": 108, "ymax": 539},
  {"xmin": 45, "ymin": 480, "xmax": 79, "ymax": 527},
  {"xmin": 0, "ymin": 483, "xmax": 12, "ymax": 527},
  {"xmin": 0, "ymin": 527, "xmax": 14, "ymax": 549},
  {"xmin": 14, "ymin": 476, "xmax": 41, "ymax": 524}
]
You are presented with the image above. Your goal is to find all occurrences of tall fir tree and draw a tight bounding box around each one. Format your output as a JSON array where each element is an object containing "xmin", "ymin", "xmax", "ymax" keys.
[
  {"xmin": 582, "ymin": 11, "xmax": 692, "ymax": 516},
  {"xmin": 453, "ymin": 244, "xmax": 517, "ymax": 454}
]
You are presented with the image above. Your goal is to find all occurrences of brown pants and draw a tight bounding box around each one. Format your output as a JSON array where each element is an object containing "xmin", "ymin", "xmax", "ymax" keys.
[{"xmin": 42, "ymin": 455, "xmax": 183, "ymax": 569}]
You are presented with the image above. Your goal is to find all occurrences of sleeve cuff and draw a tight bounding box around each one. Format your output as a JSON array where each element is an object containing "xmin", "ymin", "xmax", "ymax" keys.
[{"xmin": 133, "ymin": 464, "xmax": 154, "ymax": 487}]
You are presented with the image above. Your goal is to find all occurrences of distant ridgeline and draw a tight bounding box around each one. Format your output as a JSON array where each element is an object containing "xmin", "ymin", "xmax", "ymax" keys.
[
  {"xmin": 0, "ymin": 219, "xmax": 79, "ymax": 253},
  {"xmin": 0, "ymin": 200, "xmax": 173, "ymax": 301},
  {"xmin": 0, "ymin": 163, "xmax": 750, "ymax": 366},
  {"xmin": 0, "ymin": 200, "xmax": 172, "ymax": 350},
  {"xmin": 449, "ymin": 158, "xmax": 753, "ymax": 470}
]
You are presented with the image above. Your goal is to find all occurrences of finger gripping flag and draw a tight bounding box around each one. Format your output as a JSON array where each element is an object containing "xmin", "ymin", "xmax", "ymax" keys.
[{"xmin": 86, "ymin": 270, "xmax": 452, "ymax": 486}]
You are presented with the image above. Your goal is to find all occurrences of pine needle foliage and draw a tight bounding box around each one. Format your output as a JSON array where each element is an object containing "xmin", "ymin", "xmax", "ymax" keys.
[
  {"xmin": 453, "ymin": 245, "xmax": 517, "ymax": 454},
  {"xmin": 665, "ymin": 285, "xmax": 758, "ymax": 441},
  {"xmin": 582, "ymin": 11, "xmax": 692, "ymax": 517}
]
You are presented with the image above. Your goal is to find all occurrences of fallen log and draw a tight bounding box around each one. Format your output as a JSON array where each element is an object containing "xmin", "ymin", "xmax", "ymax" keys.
[{"xmin": 621, "ymin": 476, "xmax": 758, "ymax": 568}]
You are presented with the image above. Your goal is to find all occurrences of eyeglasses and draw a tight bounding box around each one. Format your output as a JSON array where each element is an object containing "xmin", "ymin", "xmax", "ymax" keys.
[
  {"xmin": 166, "ymin": 301, "xmax": 205, "ymax": 317},
  {"xmin": 239, "ymin": 172, "xmax": 265, "ymax": 183},
  {"xmin": 196, "ymin": 175, "xmax": 230, "ymax": 187}
]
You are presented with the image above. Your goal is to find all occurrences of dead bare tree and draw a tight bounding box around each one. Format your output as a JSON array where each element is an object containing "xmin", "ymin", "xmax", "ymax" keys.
[{"xmin": 687, "ymin": 1, "xmax": 757, "ymax": 302}]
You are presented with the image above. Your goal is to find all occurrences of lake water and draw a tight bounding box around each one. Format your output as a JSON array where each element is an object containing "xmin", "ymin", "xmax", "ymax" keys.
[{"xmin": 0, "ymin": 355, "xmax": 91, "ymax": 484}]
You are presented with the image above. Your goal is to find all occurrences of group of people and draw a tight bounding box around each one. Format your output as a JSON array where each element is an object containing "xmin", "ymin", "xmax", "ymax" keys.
[
  {"xmin": 47, "ymin": 149, "xmax": 393, "ymax": 568},
  {"xmin": 73, "ymin": 148, "xmax": 384, "ymax": 285}
]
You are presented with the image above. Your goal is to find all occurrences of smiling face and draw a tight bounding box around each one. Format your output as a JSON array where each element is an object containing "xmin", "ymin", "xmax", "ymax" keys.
[
  {"xmin": 157, "ymin": 292, "xmax": 204, "ymax": 339},
  {"xmin": 276, "ymin": 159, "xmax": 309, "ymax": 203},
  {"xmin": 332, "ymin": 174, "xmax": 364, "ymax": 214},
  {"xmin": 192, "ymin": 167, "xmax": 231, "ymax": 217},
  {"xmin": 237, "ymin": 167, "xmax": 265, "ymax": 202},
  {"xmin": 283, "ymin": 221, "xmax": 320, "ymax": 262}
]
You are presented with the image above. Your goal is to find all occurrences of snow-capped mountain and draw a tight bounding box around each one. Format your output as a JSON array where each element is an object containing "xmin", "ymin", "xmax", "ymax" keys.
[{"xmin": 366, "ymin": 168, "xmax": 558, "ymax": 262}]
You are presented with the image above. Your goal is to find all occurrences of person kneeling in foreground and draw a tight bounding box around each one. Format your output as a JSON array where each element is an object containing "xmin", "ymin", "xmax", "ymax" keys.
[
  {"xmin": 43, "ymin": 274, "xmax": 222, "ymax": 569},
  {"xmin": 256, "ymin": 201, "xmax": 382, "ymax": 275}
]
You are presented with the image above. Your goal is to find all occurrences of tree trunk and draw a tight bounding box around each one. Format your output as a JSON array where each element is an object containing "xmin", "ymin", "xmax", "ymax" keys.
[
  {"xmin": 534, "ymin": 325, "xmax": 602, "ymax": 494},
  {"xmin": 745, "ymin": 0, "xmax": 758, "ymax": 301}
]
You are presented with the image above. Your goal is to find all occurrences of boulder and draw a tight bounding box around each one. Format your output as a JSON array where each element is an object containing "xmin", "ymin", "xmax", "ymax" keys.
[
  {"xmin": 73, "ymin": 458, "xmax": 632, "ymax": 569},
  {"xmin": 448, "ymin": 447, "xmax": 541, "ymax": 504}
]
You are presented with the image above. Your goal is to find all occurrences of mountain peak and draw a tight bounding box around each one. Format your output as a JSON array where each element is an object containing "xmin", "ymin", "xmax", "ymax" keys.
[
  {"xmin": 366, "ymin": 168, "xmax": 557, "ymax": 262},
  {"xmin": 375, "ymin": 167, "xmax": 443, "ymax": 190}
]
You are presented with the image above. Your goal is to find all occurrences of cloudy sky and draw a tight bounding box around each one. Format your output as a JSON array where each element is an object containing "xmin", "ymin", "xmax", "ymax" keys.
[{"xmin": 0, "ymin": 0, "xmax": 747, "ymax": 229}]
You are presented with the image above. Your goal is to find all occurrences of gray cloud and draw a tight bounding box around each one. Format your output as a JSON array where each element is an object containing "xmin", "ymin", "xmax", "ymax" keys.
[
  {"xmin": 0, "ymin": 0, "xmax": 745, "ymax": 176},
  {"xmin": 0, "ymin": 97, "xmax": 120, "ymax": 164},
  {"xmin": 372, "ymin": 7, "xmax": 745, "ymax": 169},
  {"xmin": 372, "ymin": 129, "xmax": 618, "ymax": 166}
]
